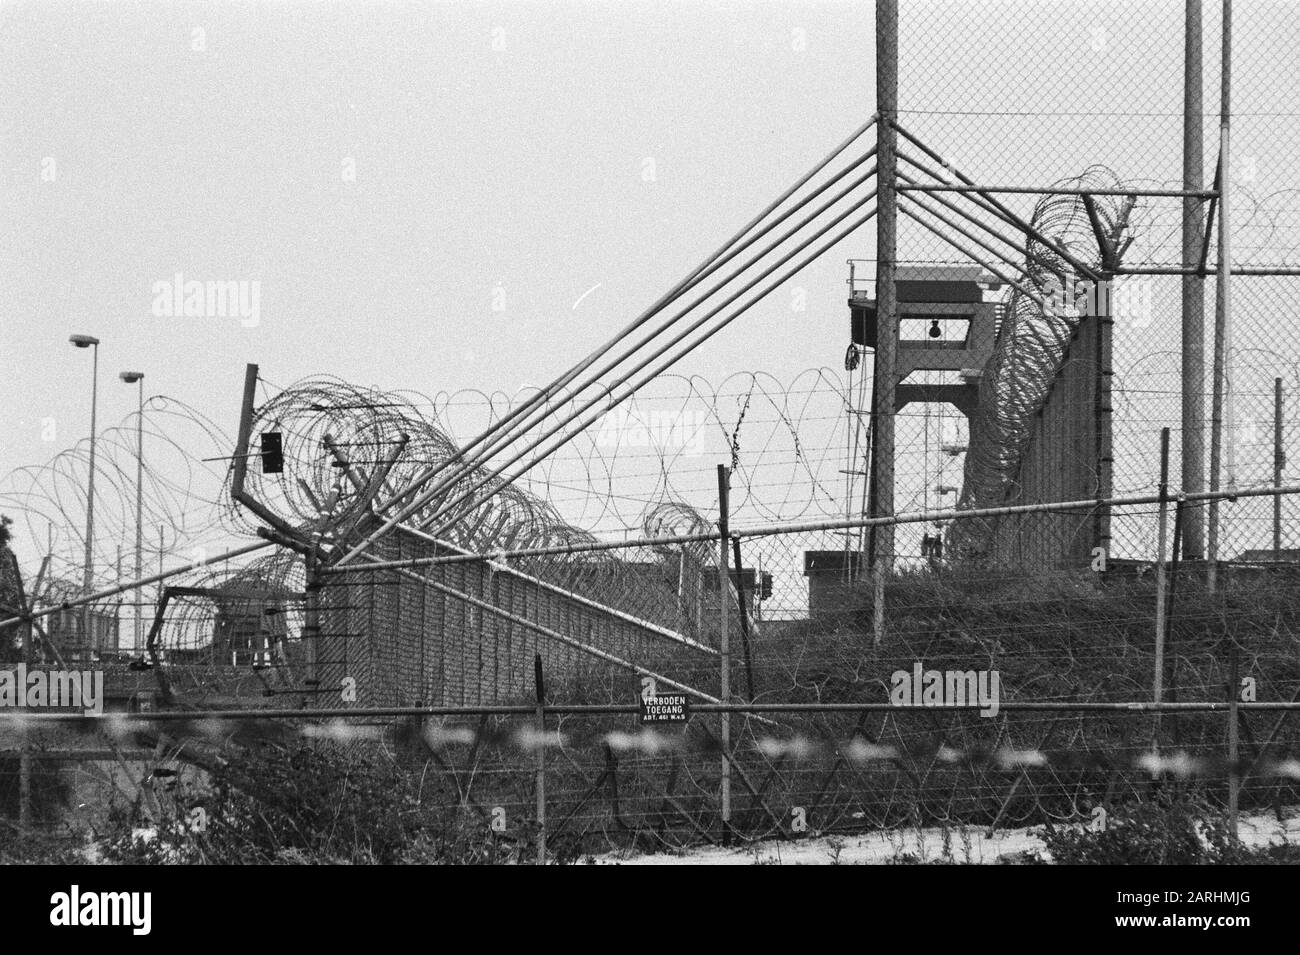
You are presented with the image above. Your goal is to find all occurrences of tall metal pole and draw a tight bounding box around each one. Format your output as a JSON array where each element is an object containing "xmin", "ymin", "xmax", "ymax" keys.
[
  {"xmin": 135, "ymin": 379, "xmax": 143, "ymax": 649},
  {"xmin": 119, "ymin": 373, "xmax": 146, "ymax": 650},
  {"xmin": 716, "ymin": 464, "xmax": 732, "ymax": 844},
  {"xmin": 1096, "ymin": 271, "xmax": 1115, "ymax": 556},
  {"xmin": 1227, "ymin": 642, "xmax": 1240, "ymax": 838},
  {"xmin": 76, "ymin": 339, "xmax": 100, "ymax": 657},
  {"xmin": 1208, "ymin": 0, "xmax": 1233, "ymax": 593},
  {"xmin": 533, "ymin": 653, "xmax": 546, "ymax": 865},
  {"xmin": 873, "ymin": 0, "xmax": 899, "ymax": 641},
  {"xmin": 114, "ymin": 545, "xmax": 122, "ymax": 651},
  {"xmin": 1181, "ymin": 0, "xmax": 1206, "ymax": 559},
  {"xmin": 158, "ymin": 525, "xmax": 165, "ymax": 640},
  {"xmin": 1275, "ymin": 378, "xmax": 1284, "ymax": 558},
  {"xmin": 1153, "ymin": 428, "xmax": 1171, "ymax": 707}
]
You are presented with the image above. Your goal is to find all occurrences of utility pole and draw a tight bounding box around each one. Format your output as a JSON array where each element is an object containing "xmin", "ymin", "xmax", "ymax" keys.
[
  {"xmin": 873, "ymin": 0, "xmax": 899, "ymax": 643},
  {"xmin": 70, "ymin": 334, "xmax": 100, "ymax": 658},
  {"xmin": 121, "ymin": 371, "xmax": 146, "ymax": 649},
  {"xmin": 1208, "ymin": 0, "xmax": 1233, "ymax": 593},
  {"xmin": 1181, "ymin": 0, "xmax": 1206, "ymax": 560}
]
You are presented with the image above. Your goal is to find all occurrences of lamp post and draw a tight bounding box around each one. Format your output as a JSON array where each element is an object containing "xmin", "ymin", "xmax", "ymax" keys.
[
  {"xmin": 70, "ymin": 334, "xmax": 100, "ymax": 657},
  {"xmin": 120, "ymin": 371, "xmax": 144, "ymax": 650}
]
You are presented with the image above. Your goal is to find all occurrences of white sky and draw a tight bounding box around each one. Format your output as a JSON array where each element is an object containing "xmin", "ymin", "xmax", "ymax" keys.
[{"xmin": 3, "ymin": 0, "xmax": 1299, "ymax": 587}]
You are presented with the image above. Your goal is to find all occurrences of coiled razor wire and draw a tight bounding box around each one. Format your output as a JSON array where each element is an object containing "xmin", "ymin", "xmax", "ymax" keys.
[{"xmin": 950, "ymin": 166, "xmax": 1132, "ymax": 558}]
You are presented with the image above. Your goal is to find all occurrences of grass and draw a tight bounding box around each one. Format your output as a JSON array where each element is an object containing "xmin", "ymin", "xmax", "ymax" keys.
[{"xmin": 12, "ymin": 566, "xmax": 1300, "ymax": 863}]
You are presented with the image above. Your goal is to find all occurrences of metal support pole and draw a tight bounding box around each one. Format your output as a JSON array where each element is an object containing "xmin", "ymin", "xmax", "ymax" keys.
[
  {"xmin": 157, "ymin": 525, "xmax": 164, "ymax": 635},
  {"xmin": 134, "ymin": 378, "xmax": 144, "ymax": 650},
  {"xmin": 1154, "ymin": 429, "xmax": 1171, "ymax": 707},
  {"xmin": 1228, "ymin": 642, "xmax": 1240, "ymax": 838},
  {"xmin": 1208, "ymin": 0, "xmax": 1234, "ymax": 593},
  {"xmin": 1156, "ymin": 498, "xmax": 1186, "ymax": 753},
  {"xmin": 873, "ymin": 0, "xmax": 899, "ymax": 644},
  {"xmin": 716, "ymin": 465, "xmax": 732, "ymax": 844},
  {"xmin": 304, "ymin": 555, "xmax": 321, "ymax": 684},
  {"xmin": 1181, "ymin": 0, "xmax": 1206, "ymax": 559},
  {"xmin": 534, "ymin": 652, "xmax": 546, "ymax": 865},
  {"xmin": 82, "ymin": 342, "xmax": 99, "ymax": 658},
  {"xmin": 115, "ymin": 546, "xmax": 122, "ymax": 651},
  {"xmin": 1097, "ymin": 272, "xmax": 1115, "ymax": 556},
  {"xmin": 1275, "ymin": 378, "xmax": 1284, "ymax": 558},
  {"xmin": 731, "ymin": 535, "xmax": 756, "ymax": 702},
  {"xmin": 321, "ymin": 484, "xmax": 1300, "ymax": 580}
]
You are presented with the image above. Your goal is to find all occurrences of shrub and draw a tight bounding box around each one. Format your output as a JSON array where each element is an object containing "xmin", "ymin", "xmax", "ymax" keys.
[
  {"xmin": 102, "ymin": 742, "xmax": 516, "ymax": 865},
  {"xmin": 1040, "ymin": 794, "xmax": 1299, "ymax": 865}
]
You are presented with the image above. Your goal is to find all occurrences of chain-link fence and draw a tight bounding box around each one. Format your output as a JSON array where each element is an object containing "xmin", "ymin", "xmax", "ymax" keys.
[{"xmin": 9, "ymin": 489, "xmax": 1290, "ymax": 858}]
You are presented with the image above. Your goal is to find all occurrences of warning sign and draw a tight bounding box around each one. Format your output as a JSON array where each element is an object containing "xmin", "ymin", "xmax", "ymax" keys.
[{"xmin": 639, "ymin": 693, "xmax": 690, "ymax": 724}]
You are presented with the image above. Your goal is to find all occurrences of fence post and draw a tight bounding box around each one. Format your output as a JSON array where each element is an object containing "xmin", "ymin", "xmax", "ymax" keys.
[
  {"xmin": 534, "ymin": 652, "xmax": 546, "ymax": 864},
  {"xmin": 716, "ymin": 465, "xmax": 732, "ymax": 845},
  {"xmin": 1180, "ymin": 0, "xmax": 1206, "ymax": 561},
  {"xmin": 1156, "ymin": 498, "xmax": 1186, "ymax": 755},
  {"xmin": 1207, "ymin": 0, "xmax": 1235, "ymax": 596},
  {"xmin": 873, "ymin": 0, "xmax": 899, "ymax": 646},
  {"xmin": 1228, "ymin": 643, "xmax": 1240, "ymax": 839},
  {"xmin": 1274, "ymin": 378, "xmax": 1284, "ymax": 559},
  {"xmin": 1153, "ymin": 428, "xmax": 1171, "ymax": 712},
  {"xmin": 730, "ymin": 535, "xmax": 756, "ymax": 702}
]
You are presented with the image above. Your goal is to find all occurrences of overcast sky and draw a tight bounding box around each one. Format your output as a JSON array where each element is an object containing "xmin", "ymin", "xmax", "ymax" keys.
[
  {"xmin": 1, "ymin": 1, "xmax": 871, "ymax": 449},
  {"xmin": 3, "ymin": 0, "xmax": 1298, "ymax": 578}
]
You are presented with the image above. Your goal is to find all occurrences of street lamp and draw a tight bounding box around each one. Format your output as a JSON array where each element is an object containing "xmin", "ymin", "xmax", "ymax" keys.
[
  {"xmin": 120, "ymin": 371, "xmax": 144, "ymax": 650},
  {"xmin": 70, "ymin": 334, "xmax": 100, "ymax": 658}
]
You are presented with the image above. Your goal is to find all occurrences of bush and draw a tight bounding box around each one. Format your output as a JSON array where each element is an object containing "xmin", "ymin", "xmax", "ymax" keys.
[
  {"xmin": 102, "ymin": 742, "xmax": 517, "ymax": 865},
  {"xmin": 1040, "ymin": 794, "xmax": 1300, "ymax": 865}
]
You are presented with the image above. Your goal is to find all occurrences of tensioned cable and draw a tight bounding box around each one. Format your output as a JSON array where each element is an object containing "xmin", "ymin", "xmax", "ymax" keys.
[
  {"xmin": 408, "ymin": 176, "xmax": 881, "ymax": 537},
  {"xmin": 338, "ymin": 117, "xmax": 879, "ymax": 564},
  {"xmin": 421, "ymin": 201, "xmax": 879, "ymax": 540},
  {"xmin": 392, "ymin": 156, "xmax": 879, "ymax": 537}
]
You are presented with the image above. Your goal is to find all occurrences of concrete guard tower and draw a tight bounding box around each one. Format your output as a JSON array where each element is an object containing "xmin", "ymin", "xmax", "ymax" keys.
[
  {"xmin": 803, "ymin": 264, "xmax": 1000, "ymax": 589},
  {"xmin": 850, "ymin": 264, "xmax": 999, "ymax": 420}
]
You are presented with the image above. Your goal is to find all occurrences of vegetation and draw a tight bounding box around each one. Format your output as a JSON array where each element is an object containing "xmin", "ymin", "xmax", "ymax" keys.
[
  {"xmin": 5, "ymin": 567, "xmax": 1300, "ymax": 863},
  {"xmin": 102, "ymin": 743, "xmax": 513, "ymax": 865},
  {"xmin": 1039, "ymin": 793, "xmax": 1300, "ymax": 865}
]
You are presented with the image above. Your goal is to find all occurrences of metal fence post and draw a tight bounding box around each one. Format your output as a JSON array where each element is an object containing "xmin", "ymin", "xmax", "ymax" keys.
[
  {"xmin": 1228, "ymin": 643, "xmax": 1240, "ymax": 839},
  {"xmin": 1154, "ymin": 428, "xmax": 1171, "ymax": 711},
  {"xmin": 1208, "ymin": 0, "xmax": 1234, "ymax": 595},
  {"xmin": 1180, "ymin": 0, "xmax": 1207, "ymax": 561},
  {"xmin": 534, "ymin": 652, "xmax": 546, "ymax": 864},
  {"xmin": 730, "ymin": 534, "xmax": 756, "ymax": 702},
  {"xmin": 716, "ymin": 465, "xmax": 732, "ymax": 845},
  {"xmin": 1274, "ymin": 377, "xmax": 1284, "ymax": 558},
  {"xmin": 873, "ymin": 0, "xmax": 899, "ymax": 645}
]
